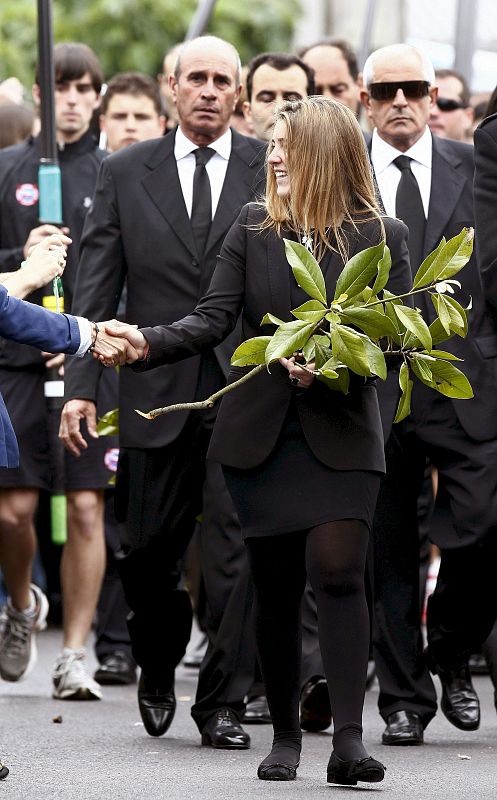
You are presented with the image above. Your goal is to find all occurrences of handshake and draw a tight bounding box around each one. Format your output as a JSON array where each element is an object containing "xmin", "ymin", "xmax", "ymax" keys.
[{"xmin": 90, "ymin": 320, "xmax": 149, "ymax": 367}]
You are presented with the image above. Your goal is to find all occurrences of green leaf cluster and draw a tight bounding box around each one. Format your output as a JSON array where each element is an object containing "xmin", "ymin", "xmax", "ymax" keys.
[{"xmin": 231, "ymin": 228, "xmax": 475, "ymax": 422}]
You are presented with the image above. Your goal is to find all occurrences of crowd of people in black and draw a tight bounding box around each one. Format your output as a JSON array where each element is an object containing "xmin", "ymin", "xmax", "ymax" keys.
[{"xmin": 1, "ymin": 30, "xmax": 497, "ymax": 788}]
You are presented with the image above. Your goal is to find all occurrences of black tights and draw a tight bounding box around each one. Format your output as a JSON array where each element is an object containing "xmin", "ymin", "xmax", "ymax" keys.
[{"xmin": 246, "ymin": 520, "xmax": 370, "ymax": 764}]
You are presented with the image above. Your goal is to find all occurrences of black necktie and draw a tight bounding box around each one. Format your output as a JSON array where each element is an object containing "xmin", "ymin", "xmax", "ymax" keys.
[
  {"xmin": 393, "ymin": 155, "xmax": 426, "ymax": 273},
  {"xmin": 191, "ymin": 147, "xmax": 215, "ymax": 257}
]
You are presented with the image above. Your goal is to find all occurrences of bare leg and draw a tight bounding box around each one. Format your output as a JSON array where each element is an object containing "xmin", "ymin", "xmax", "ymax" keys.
[
  {"xmin": 0, "ymin": 488, "xmax": 39, "ymax": 610},
  {"xmin": 62, "ymin": 489, "xmax": 106, "ymax": 648}
]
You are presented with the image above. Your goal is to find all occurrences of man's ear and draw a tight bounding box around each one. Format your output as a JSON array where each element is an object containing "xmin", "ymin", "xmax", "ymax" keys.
[
  {"xmin": 360, "ymin": 89, "xmax": 371, "ymax": 112},
  {"xmin": 428, "ymin": 85, "xmax": 438, "ymax": 110},
  {"xmin": 168, "ymin": 72, "xmax": 178, "ymax": 104},
  {"xmin": 242, "ymin": 100, "xmax": 253, "ymax": 123}
]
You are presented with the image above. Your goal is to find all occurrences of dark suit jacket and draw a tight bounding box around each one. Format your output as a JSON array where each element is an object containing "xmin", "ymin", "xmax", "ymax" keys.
[
  {"xmin": 0, "ymin": 285, "xmax": 81, "ymax": 467},
  {"xmin": 474, "ymin": 113, "xmax": 497, "ymax": 311},
  {"xmin": 136, "ymin": 204, "xmax": 411, "ymax": 471},
  {"xmin": 372, "ymin": 133, "xmax": 497, "ymax": 442},
  {"xmin": 64, "ymin": 129, "xmax": 267, "ymax": 448}
]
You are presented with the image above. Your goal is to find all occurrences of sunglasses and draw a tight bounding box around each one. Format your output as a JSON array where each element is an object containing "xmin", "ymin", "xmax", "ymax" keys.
[
  {"xmin": 436, "ymin": 97, "xmax": 467, "ymax": 112},
  {"xmin": 368, "ymin": 81, "xmax": 431, "ymax": 101}
]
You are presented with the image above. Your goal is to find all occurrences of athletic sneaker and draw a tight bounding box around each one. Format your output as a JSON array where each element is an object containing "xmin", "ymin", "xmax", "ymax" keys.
[
  {"xmin": 0, "ymin": 584, "xmax": 48, "ymax": 681},
  {"xmin": 52, "ymin": 648, "xmax": 102, "ymax": 700}
]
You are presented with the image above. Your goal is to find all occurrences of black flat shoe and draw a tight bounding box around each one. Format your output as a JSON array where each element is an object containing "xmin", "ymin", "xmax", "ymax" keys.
[
  {"xmin": 382, "ymin": 710, "xmax": 424, "ymax": 746},
  {"xmin": 257, "ymin": 762, "xmax": 298, "ymax": 781},
  {"xmin": 327, "ymin": 752, "xmax": 386, "ymax": 785}
]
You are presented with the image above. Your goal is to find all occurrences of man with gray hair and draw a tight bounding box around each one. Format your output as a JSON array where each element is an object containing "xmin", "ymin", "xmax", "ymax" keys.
[
  {"xmin": 361, "ymin": 43, "xmax": 497, "ymax": 746},
  {"xmin": 61, "ymin": 35, "xmax": 266, "ymax": 746}
]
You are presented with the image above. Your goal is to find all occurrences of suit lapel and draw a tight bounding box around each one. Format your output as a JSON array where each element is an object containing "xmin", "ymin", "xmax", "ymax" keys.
[
  {"xmin": 141, "ymin": 133, "xmax": 197, "ymax": 260},
  {"xmin": 267, "ymin": 233, "xmax": 292, "ymax": 321},
  {"xmin": 206, "ymin": 131, "xmax": 265, "ymax": 254},
  {"xmin": 425, "ymin": 137, "xmax": 466, "ymax": 255}
]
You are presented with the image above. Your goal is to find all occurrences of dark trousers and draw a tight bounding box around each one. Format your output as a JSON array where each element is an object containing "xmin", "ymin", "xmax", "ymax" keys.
[
  {"xmin": 94, "ymin": 494, "xmax": 134, "ymax": 663},
  {"xmin": 190, "ymin": 457, "xmax": 258, "ymax": 730},
  {"xmin": 372, "ymin": 384, "xmax": 497, "ymax": 727},
  {"xmin": 115, "ymin": 413, "xmax": 213, "ymax": 685}
]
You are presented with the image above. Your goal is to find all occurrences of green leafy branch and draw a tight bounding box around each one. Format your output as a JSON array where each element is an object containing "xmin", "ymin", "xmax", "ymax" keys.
[{"xmin": 132, "ymin": 227, "xmax": 474, "ymax": 423}]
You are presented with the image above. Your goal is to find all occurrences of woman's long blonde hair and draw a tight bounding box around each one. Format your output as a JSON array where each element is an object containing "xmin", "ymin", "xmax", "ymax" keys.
[{"xmin": 261, "ymin": 96, "xmax": 383, "ymax": 261}]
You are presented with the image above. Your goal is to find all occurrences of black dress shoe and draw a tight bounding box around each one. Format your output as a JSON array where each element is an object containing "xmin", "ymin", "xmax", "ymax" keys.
[
  {"xmin": 300, "ymin": 677, "xmax": 332, "ymax": 732},
  {"xmin": 94, "ymin": 652, "xmax": 137, "ymax": 686},
  {"xmin": 327, "ymin": 752, "xmax": 386, "ymax": 785},
  {"xmin": 137, "ymin": 673, "xmax": 176, "ymax": 737},
  {"xmin": 242, "ymin": 695, "xmax": 271, "ymax": 724},
  {"xmin": 201, "ymin": 708, "xmax": 250, "ymax": 749},
  {"xmin": 0, "ymin": 761, "xmax": 8, "ymax": 780},
  {"xmin": 382, "ymin": 711, "xmax": 423, "ymax": 746},
  {"xmin": 438, "ymin": 664, "xmax": 480, "ymax": 731}
]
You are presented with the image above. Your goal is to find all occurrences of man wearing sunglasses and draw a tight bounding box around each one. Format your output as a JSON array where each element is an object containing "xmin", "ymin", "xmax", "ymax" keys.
[
  {"xmin": 429, "ymin": 69, "xmax": 474, "ymax": 143},
  {"xmin": 361, "ymin": 44, "xmax": 497, "ymax": 748}
]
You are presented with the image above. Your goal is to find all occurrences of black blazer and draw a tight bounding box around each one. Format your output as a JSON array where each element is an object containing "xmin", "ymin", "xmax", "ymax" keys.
[
  {"xmin": 372, "ymin": 133, "xmax": 497, "ymax": 442},
  {"xmin": 474, "ymin": 113, "xmax": 497, "ymax": 311},
  {"xmin": 64, "ymin": 129, "xmax": 267, "ymax": 448},
  {"xmin": 137, "ymin": 205, "xmax": 411, "ymax": 471}
]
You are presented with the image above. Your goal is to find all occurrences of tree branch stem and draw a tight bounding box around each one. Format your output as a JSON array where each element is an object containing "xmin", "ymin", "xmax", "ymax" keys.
[{"xmin": 135, "ymin": 363, "xmax": 266, "ymax": 420}]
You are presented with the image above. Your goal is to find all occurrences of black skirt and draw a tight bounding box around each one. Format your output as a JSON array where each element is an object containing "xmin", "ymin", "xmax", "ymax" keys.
[{"xmin": 222, "ymin": 404, "xmax": 381, "ymax": 539}]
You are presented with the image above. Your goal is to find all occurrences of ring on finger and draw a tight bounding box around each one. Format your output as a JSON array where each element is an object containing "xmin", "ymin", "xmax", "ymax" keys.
[{"xmin": 290, "ymin": 375, "xmax": 300, "ymax": 386}]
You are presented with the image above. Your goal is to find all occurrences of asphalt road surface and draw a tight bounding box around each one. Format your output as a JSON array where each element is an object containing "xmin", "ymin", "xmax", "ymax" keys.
[{"xmin": 0, "ymin": 628, "xmax": 496, "ymax": 799}]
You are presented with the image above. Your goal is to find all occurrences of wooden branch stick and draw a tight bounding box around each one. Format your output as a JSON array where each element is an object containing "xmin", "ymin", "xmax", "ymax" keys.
[{"xmin": 135, "ymin": 363, "xmax": 266, "ymax": 420}]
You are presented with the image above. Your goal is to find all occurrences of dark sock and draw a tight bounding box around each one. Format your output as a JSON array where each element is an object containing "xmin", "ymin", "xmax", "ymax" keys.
[
  {"xmin": 333, "ymin": 723, "xmax": 367, "ymax": 761},
  {"xmin": 259, "ymin": 731, "xmax": 302, "ymax": 768}
]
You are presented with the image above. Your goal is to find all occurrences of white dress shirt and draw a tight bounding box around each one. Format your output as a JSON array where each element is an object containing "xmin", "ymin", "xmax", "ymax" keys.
[
  {"xmin": 174, "ymin": 126, "xmax": 232, "ymax": 219},
  {"xmin": 370, "ymin": 126, "xmax": 433, "ymax": 218},
  {"xmin": 74, "ymin": 317, "xmax": 92, "ymax": 356}
]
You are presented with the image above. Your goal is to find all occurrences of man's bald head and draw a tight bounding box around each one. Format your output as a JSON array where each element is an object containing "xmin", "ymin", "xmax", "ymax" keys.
[
  {"xmin": 169, "ymin": 35, "xmax": 242, "ymax": 146},
  {"xmin": 174, "ymin": 36, "xmax": 241, "ymax": 85}
]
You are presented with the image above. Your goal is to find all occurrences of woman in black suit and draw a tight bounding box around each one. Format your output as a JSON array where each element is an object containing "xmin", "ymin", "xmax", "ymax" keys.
[{"xmin": 107, "ymin": 97, "xmax": 412, "ymax": 786}]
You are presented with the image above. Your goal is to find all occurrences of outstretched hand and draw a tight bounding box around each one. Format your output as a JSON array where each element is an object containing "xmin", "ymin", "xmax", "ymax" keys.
[{"xmin": 91, "ymin": 320, "xmax": 148, "ymax": 367}]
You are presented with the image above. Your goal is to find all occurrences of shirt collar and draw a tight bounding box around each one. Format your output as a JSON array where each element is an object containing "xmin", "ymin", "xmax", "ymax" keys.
[
  {"xmin": 174, "ymin": 126, "xmax": 232, "ymax": 161},
  {"xmin": 371, "ymin": 125, "xmax": 432, "ymax": 173}
]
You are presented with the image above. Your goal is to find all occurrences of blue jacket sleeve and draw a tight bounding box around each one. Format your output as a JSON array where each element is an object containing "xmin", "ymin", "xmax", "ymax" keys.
[{"xmin": 0, "ymin": 284, "xmax": 81, "ymax": 354}]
